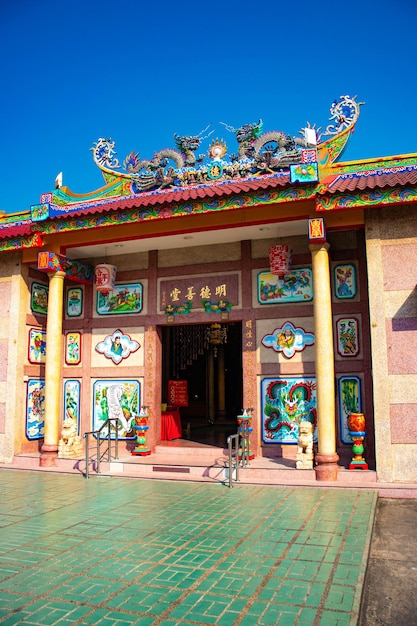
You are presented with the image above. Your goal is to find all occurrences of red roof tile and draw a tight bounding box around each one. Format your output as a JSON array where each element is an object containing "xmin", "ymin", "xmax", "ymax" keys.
[
  {"xmin": 0, "ymin": 224, "xmax": 33, "ymax": 241},
  {"xmin": 50, "ymin": 174, "xmax": 292, "ymax": 219},
  {"xmin": 326, "ymin": 167, "xmax": 417, "ymax": 194}
]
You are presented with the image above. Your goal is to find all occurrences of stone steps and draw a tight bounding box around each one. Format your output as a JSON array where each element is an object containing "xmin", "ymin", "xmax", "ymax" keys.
[{"xmin": 3, "ymin": 447, "xmax": 417, "ymax": 498}]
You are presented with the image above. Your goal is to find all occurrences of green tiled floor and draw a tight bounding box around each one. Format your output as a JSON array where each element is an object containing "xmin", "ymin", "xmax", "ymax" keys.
[{"xmin": 0, "ymin": 471, "xmax": 376, "ymax": 625}]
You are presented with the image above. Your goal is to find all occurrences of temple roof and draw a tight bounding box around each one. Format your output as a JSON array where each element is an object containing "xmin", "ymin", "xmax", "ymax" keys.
[{"xmin": 1, "ymin": 95, "xmax": 417, "ymax": 250}]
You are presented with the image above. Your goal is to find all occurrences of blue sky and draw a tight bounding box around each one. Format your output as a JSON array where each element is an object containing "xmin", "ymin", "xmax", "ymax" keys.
[{"xmin": 1, "ymin": 0, "xmax": 416, "ymax": 215}]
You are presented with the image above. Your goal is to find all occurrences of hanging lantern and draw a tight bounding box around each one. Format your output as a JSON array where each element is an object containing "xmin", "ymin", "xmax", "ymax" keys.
[
  {"xmin": 269, "ymin": 245, "xmax": 291, "ymax": 277},
  {"xmin": 94, "ymin": 264, "xmax": 117, "ymax": 293},
  {"xmin": 205, "ymin": 323, "xmax": 227, "ymax": 357}
]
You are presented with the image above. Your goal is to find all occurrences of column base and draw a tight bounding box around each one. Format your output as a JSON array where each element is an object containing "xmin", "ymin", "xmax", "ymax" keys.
[
  {"xmin": 40, "ymin": 444, "xmax": 58, "ymax": 467},
  {"xmin": 314, "ymin": 452, "xmax": 340, "ymax": 481}
]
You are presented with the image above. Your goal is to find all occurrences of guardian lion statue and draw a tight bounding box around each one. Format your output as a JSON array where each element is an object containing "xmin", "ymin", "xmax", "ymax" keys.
[
  {"xmin": 296, "ymin": 421, "xmax": 314, "ymax": 469},
  {"xmin": 58, "ymin": 416, "xmax": 83, "ymax": 458}
]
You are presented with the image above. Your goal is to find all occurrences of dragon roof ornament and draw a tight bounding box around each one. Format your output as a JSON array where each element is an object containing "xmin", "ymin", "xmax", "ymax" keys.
[{"xmin": 91, "ymin": 95, "xmax": 362, "ymax": 194}]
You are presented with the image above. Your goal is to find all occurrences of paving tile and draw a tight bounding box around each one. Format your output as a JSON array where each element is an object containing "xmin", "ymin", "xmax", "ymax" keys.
[
  {"xmin": 195, "ymin": 570, "xmax": 264, "ymax": 596},
  {"xmin": 239, "ymin": 600, "xmax": 302, "ymax": 625},
  {"xmin": 105, "ymin": 584, "xmax": 184, "ymax": 614},
  {"xmin": 0, "ymin": 471, "xmax": 377, "ymax": 626},
  {"xmin": 324, "ymin": 584, "xmax": 356, "ymax": 612},
  {"xmin": 167, "ymin": 591, "xmax": 245, "ymax": 624}
]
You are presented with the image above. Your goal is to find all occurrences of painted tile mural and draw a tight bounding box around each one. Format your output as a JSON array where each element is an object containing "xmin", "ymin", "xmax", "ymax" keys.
[
  {"xmin": 95, "ymin": 330, "xmax": 140, "ymax": 365},
  {"xmin": 338, "ymin": 375, "xmax": 362, "ymax": 444},
  {"xmin": 334, "ymin": 264, "xmax": 356, "ymax": 299},
  {"xmin": 65, "ymin": 332, "xmax": 81, "ymax": 365},
  {"xmin": 28, "ymin": 328, "xmax": 46, "ymax": 363},
  {"xmin": 261, "ymin": 377, "xmax": 317, "ymax": 444},
  {"xmin": 262, "ymin": 321, "xmax": 315, "ymax": 359},
  {"xmin": 31, "ymin": 282, "xmax": 48, "ymax": 314},
  {"xmin": 26, "ymin": 379, "xmax": 45, "ymax": 440},
  {"xmin": 93, "ymin": 379, "xmax": 140, "ymax": 439},
  {"xmin": 336, "ymin": 318, "xmax": 359, "ymax": 356},
  {"xmin": 64, "ymin": 380, "xmax": 81, "ymax": 433},
  {"xmin": 96, "ymin": 283, "xmax": 143, "ymax": 315},
  {"xmin": 258, "ymin": 269, "xmax": 313, "ymax": 304},
  {"xmin": 66, "ymin": 287, "xmax": 83, "ymax": 317}
]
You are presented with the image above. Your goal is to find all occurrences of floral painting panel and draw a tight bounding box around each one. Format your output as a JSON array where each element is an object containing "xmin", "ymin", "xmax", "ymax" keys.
[
  {"xmin": 338, "ymin": 375, "xmax": 362, "ymax": 444},
  {"xmin": 66, "ymin": 332, "xmax": 81, "ymax": 365},
  {"xmin": 334, "ymin": 264, "xmax": 356, "ymax": 299},
  {"xmin": 337, "ymin": 318, "xmax": 359, "ymax": 357}
]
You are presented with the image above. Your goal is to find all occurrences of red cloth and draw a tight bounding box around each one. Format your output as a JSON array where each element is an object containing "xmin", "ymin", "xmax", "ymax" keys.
[{"xmin": 161, "ymin": 409, "xmax": 182, "ymax": 440}]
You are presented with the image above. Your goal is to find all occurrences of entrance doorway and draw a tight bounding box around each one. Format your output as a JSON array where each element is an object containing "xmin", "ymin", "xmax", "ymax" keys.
[{"xmin": 161, "ymin": 322, "xmax": 243, "ymax": 445}]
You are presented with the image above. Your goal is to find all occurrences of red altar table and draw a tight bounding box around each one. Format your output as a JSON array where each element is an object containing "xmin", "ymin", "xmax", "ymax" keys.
[{"xmin": 161, "ymin": 408, "xmax": 182, "ymax": 440}]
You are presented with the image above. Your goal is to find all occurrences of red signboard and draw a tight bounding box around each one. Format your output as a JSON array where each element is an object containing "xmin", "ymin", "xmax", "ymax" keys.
[{"xmin": 168, "ymin": 380, "xmax": 189, "ymax": 407}]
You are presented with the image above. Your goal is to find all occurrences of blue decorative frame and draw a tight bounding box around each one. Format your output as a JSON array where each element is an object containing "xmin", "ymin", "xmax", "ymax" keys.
[
  {"xmin": 338, "ymin": 375, "xmax": 362, "ymax": 444},
  {"xmin": 92, "ymin": 379, "xmax": 141, "ymax": 439},
  {"xmin": 26, "ymin": 378, "xmax": 45, "ymax": 440},
  {"xmin": 261, "ymin": 376, "xmax": 317, "ymax": 444},
  {"xmin": 334, "ymin": 264, "xmax": 356, "ymax": 299},
  {"xmin": 258, "ymin": 269, "xmax": 313, "ymax": 304}
]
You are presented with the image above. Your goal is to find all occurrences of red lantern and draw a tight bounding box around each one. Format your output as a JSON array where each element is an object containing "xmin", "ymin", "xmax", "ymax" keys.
[
  {"xmin": 94, "ymin": 264, "xmax": 117, "ymax": 293},
  {"xmin": 269, "ymin": 245, "xmax": 291, "ymax": 277}
]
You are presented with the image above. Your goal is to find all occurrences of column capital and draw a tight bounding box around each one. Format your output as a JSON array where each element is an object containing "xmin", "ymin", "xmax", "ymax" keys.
[
  {"xmin": 309, "ymin": 242, "xmax": 331, "ymax": 253},
  {"xmin": 47, "ymin": 269, "xmax": 66, "ymax": 279}
]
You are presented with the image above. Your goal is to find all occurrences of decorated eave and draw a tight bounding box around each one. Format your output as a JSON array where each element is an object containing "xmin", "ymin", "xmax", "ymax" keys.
[
  {"xmin": 1, "ymin": 95, "xmax": 417, "ymax": 252},
  {"xmin": 316, "ymin": 161, "xmax": 417, "ymax": 210}
]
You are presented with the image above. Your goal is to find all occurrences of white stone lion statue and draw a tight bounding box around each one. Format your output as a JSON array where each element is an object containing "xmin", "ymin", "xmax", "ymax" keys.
[
  {"xmin": 296, "ymin": 421, "xmax": 314, "ymax": 469},
  {"xmin": 297, "ymin": 420, "xmax": 314, "ymax": 454},
  {"xmin": 58, "ymin": 416, "xmax": 83, "ymax": 458}
]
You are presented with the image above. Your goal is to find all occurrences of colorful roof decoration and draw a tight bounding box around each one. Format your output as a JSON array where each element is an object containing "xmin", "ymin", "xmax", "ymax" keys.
[
  {"xmin": 1, "ymin": 94, "xmax": 417, "ymax": 252},
  {"xmin": 29, "ymin": 95, "xmax": 362, "ymax": 221}
]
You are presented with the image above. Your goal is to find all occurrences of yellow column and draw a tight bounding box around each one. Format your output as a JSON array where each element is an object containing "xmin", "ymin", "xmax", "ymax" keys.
[
  {"xmin": 40, "ymin": 270, "xmax": 65, "ymax": 466},
  {"xmin": 309, "ymin": 243, "xmax": 339, "ymax": 480}
]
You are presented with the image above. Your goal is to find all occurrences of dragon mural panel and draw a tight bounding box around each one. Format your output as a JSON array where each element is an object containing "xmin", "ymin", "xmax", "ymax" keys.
[{"xmin": 261, "ymin": 377, "xmax": 317, "ymax": 445}]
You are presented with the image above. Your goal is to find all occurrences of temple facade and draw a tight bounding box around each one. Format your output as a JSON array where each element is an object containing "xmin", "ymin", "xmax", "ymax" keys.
[{"xmin": 1, "ymin": 95, "xmax": 417, "ymax": 484}]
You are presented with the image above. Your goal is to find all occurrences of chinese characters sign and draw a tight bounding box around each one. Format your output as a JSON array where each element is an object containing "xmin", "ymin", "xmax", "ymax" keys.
[
  {"xmin": 159, "ymin": 274, "xmax": 239, "ymax": 312},
  {"xmin": 167, "ymin": 380, "xmax": 189, "ymax": 407}
]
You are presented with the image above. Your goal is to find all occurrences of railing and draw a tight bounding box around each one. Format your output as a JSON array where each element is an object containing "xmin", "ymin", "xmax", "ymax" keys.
[
  {"xmin": 83, "ymin": 418, "xmax": 120, "ymax": 479},
  {"xmin": 226, "ymin": 433, "xmax": 240, "ymax": 488}
]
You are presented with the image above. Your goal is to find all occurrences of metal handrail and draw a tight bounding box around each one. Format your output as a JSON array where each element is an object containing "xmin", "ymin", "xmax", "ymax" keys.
[
  {"xmin": 226, "ymin": 433, "xmax": 240, "ymax": 488},
  {"xmin": 83, "ymin": 418, "xmax": 120, "ymax": 479}
]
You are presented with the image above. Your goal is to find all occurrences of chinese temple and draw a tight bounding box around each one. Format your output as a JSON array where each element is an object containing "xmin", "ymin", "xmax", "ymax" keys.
[{"xmin": 1, "ymin": 95, "xmax": 417, "ymax": 487}]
